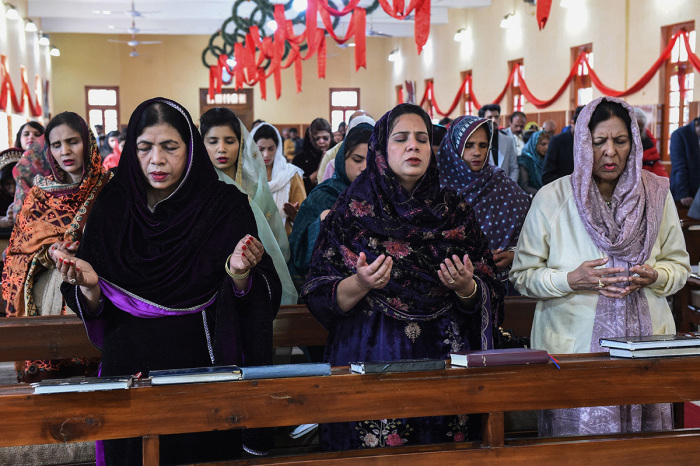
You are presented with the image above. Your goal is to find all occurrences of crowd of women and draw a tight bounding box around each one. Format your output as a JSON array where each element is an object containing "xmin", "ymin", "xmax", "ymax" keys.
[{"xmin": 0, "ymin": 95, "xmax": 691, "ymax": 462}]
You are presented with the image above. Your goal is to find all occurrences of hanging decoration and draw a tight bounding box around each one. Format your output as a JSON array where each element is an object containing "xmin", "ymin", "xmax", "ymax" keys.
[
  {"xmin": 536, "ymin": 0, "xmax": 552, "ymax": 30},
  {"xmin": 0, "ymin": 55, "xmax": 43, "ymax": 117},
  {"xmin": 417, "ymin": 29, "xmax": 695, "ymax": 117},
  {"xmin": 203, "ymin": 0, "xmax": 430, "ymax": 100}
]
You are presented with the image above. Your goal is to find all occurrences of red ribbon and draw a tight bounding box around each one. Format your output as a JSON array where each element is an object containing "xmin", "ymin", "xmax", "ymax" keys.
[
  {"xmin": 319, "ymin": 0, "xmax": 362, "ymax": 16},
  {"xmin": 586, "ymin": 30, "xmax": 680, "ymax": 97},
  {"xmin": 377, "ymin": 0, "xmax": 430, "ymax": 54},
  {"xmin": 536, "ymin": 0, "xmax": 552, "ymax": 30},
  {"xmin": 0, "ymin": 56, "xmax": 42, "ymax": 116}
]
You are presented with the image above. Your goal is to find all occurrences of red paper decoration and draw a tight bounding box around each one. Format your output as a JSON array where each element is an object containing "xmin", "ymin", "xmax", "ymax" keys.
[
  {"xmin": 0, "ymin": 55, "xmax": 43, "ymax": 117},
  {"xmin": 419, "ymin": 29, "xmax": 696, "ymax": 117}
]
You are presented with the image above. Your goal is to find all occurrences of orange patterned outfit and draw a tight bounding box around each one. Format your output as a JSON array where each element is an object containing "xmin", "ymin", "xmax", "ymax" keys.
[{"xmin": 1, "ymin": 116, "xmax": 110, "ymax": 382}]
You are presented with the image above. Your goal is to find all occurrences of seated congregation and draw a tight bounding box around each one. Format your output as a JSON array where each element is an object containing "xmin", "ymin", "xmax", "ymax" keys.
[{"xmin": 0, "ymin": 95, "xmax": 692, "ymax": 464}]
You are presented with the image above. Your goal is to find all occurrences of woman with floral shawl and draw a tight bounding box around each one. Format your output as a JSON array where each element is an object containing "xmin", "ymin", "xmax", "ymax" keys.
[
  {"xmin": 59, "ymin": 98, "xmax": 282, "ymax": 464},
  {"xmin": 2, "ymin": 112, "xmax": 110, "ymax": 382},
  {"xmin": 437, "ymin": 115, "xmax": 531, "ymax": 294},
  {"xmin": 200, "ymin": 107, "xmax": 297, "ymax": 305},
  {"xmin": 517, "ymin": 130, "xmax": 550, "ymax": 195},
  {"xmin": 510, "ymin": 97, "xmax": 690, "ymax": 436},
  {"xmin": 302, "ymin": 104, "xmax": 504, "ymax": 451},
  {"xmin": 289, "ymin": 123, "xmax": 373, "ymax": 290}
]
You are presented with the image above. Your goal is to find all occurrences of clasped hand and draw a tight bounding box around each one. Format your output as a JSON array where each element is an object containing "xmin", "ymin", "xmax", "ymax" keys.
[
  {"xmin": 228, "ymin": 234, "xmax": 264, "ymax": 275},
  {"xmin": 567, "ymin": 257, "xmax": 658, "ymax": 298}
]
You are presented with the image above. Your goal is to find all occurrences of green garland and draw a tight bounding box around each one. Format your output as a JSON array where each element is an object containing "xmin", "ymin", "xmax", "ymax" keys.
[{"xmin": 202, "ymin": 0, "xmax": 379, "ymax": 71}]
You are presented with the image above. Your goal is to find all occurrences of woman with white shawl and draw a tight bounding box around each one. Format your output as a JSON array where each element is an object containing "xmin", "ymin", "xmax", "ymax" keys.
[{"xmin": 251, "ymin": 123, "xmax": 306, "ymax": 235}]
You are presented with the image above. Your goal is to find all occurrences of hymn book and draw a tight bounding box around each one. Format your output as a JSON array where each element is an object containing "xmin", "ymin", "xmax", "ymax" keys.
[
  {"xmin": 350, "ymin": 359, "xmax": 446, "ymax": 374},
  {"xmin": 149, "ymin": 365, "xmax": 242, "ymax": 385},
  {"xmin": 599, "ymin": 334, "xmax": 700, "ymax": 350},
  {"xmin": 33, "ymin": 375, "xmax": 133, "ymax": 394},
  {"xmin": 608, "ymin": 346, "xmax": 700, "ymax": 358},
  {"xmin": 450, "ymin": 348, "xmax": 550, "ymax": 368}
]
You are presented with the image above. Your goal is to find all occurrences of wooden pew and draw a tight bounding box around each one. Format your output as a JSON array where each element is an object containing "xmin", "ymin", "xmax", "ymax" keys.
[
  {"xmin": 2, "ymin": 354, "xmax": 700, "ymax": 465},
  {"xmin": 0, "ymin": 297, "xmax": 539, "ymax": 363}
]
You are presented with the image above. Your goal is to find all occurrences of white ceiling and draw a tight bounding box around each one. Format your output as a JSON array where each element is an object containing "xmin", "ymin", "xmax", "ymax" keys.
[{"xmin": 27, "ymin": 0, "xmax": 492, "ymax": 37}]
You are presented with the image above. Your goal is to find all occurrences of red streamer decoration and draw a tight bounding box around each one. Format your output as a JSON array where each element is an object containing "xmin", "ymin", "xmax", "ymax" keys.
[
  {"xmin": 0, "ymin": 55, "xmax": 42, "ymax": 117},
  {"xmin": 411, "ymin": 30, "xmax": 696, "ymax": 117},
  {"xmin": 536, "ymin": 0, "xmax": 552, "ymax": 30},
  {"xmin": 377, "ymin": 0, "xmax": 431, "ymax": 54}
]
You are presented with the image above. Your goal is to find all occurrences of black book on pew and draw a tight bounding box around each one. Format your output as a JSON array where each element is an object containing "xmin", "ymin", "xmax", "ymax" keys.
[
  {"xmin": 350, "ymin": 359, "xmax": 446, "ymax": 374},
  {"xmin": 149, "ymin": 365, "xmax": 242, "ymax": 385},
  {"xmin": 33, "ymin": 375, "xmax": 133, "ymax": 394}
]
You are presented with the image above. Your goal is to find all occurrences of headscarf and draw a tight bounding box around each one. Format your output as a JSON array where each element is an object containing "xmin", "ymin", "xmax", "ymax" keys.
[
  {"xmin": 11, "ymin": 136, "xmax": 52, "ymax": 216},
  {"xmin": 77, "ymin": 98, "xmax": 255, "ymax": 309},
  {"xmin": 289, "ymin": 123, "xmax": 371, "ymax": 279},
  {"xmin": 0, "ymin": 148, "xmax": 22, "ymax": 211},
  {"xmin": 437, "ymin": 115, "xmax": 531, "ymax": 252},
  {"xmin": 292, "ymin": 127, "xmax": 327, "ymax": 193},
  {"xmin": 250, "ymin": 122, "xmax": 304, "ymax": 225},
  {"xmin": 223, "ymin": 118, "xmax": 291, "ymax": 261},
  {"xmin": 571, "ymin": 96, "xmax": 669, "ymax": 352},
  {"xmin": 215, "ymin": 118, "xmax": 297, "ymax": 305},
  {"xmin": 302, "ymin": 105, "xmax": 503, "ymax": 345},
  {"xmin": 518, "ymin": 130, "xmax": 547, "ymax": 190},
  {"xmin": 2, "ymin": 114, "xmax": 110, "ymax": 316}
]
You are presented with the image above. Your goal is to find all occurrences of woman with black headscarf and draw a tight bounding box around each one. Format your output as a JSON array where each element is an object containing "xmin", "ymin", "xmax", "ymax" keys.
[{"xmin": 58, "ymin": 98, "xmax": 281, "ymax": 464}]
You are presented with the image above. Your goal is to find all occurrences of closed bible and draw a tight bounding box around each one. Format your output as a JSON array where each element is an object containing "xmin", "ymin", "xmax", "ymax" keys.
[{"xmin": 450, "ymin": 348, "xmax": 550, "ymax": 368}]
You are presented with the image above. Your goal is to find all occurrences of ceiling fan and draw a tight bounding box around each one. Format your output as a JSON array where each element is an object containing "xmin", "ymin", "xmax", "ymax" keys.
[
  {"xmin": 113, "ymin": 0, "xmax": 160, "ymax": 18},
  {"xmin": 106, "ymin": 1, "xmax": 162, "ymax": 57},
  {"xmin": 108, "ymin": 20, "xmax": 162, "ymax": 57}
]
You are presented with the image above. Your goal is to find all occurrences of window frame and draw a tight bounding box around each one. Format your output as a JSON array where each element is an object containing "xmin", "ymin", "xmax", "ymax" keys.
[
  {"xmin": 84, "ymin": 86, "xmax": 121, "ymax": 134},
  {"xmin": 329, "ymin": 87, "xmax": 360, "ymax": 132}
]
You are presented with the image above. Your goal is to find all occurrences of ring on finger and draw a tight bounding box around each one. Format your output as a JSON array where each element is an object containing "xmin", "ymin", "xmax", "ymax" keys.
[
  {"xmin": 448, "ymin": 279, "xmax": 455, "ymax": 284},
  {"xmin": 69, "ymin": 278, "xmax": 77, "ymax": 284},
  {"xmin": 378, "ymin": 278, "xmax": 385, "ymax": 283},
  {"xmin": 598, "ymin": 278, "xmax": 604, "ymax": 289}
]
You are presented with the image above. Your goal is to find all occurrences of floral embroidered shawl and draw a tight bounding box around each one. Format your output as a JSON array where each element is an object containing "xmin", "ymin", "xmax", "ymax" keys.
[
  {"xmin": 302, "ymin": 105, "xmax": 504, "ymax": 327},
  {"xmin": 2, "ymin": 115, "xmax": 109, "ymax": 317},
  {"xmin": 437, "ymin": 115, "xmax": 531, "ymax": 252}
]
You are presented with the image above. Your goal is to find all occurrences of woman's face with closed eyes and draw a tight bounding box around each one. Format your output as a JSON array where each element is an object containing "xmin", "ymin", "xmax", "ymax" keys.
[
  {"xmin": 386, "ymin": 112, "xmax": 431, "ymax": 193},
  {"xmin": 461, "ymin": 125, "xmax": 490, "ymax": 172}
]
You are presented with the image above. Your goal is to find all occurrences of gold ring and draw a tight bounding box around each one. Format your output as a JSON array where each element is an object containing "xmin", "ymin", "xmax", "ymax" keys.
[
  {"xmin": 378, "ymin": 278, "xmax": 385, "ymax": 283},
  {"xmin": 598, "ymin": 278, "xmax": 604, "ymax": 289},
  {"xmin": 448, "ymin": 279, "xmax": 455, "ymax": 284}
]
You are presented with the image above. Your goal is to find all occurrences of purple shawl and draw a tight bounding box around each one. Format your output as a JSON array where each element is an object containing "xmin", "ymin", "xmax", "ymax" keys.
[
  {"xmin": 437, "ymin": 115, "xmax": 531, "ymax": 251},
  {"xmin": 565, "ymin": 96, "xmax": 671, "ymax": 436},
  {"xmin": 302, "ymin": 105, "xmax": 503, "ymax": 337}
]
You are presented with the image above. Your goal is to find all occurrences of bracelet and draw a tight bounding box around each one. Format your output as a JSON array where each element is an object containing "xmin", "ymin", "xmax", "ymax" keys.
[
  {"xmin": 225, "ymin": 254, "xmax": 250, "ymax": 280},
  {"xmin": 455, "ymin": 279, "xmax": 478, "ymax": 300}
]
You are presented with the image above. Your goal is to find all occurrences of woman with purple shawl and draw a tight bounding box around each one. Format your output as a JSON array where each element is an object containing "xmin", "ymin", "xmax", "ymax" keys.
[
  {"xmin": 57, "ymin": 98, "xmax": 282, "ymax": 464},
  {"xmin": 437, "ymin": 115, "xmax": 531, "ymax": 294},
  {"xmin": 510, "ymin": 97, "xmax": 690, "ymax": 436},
  {"xmin": 302, "ymin": 104, "xmax": 504, "ymax": 451}
]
